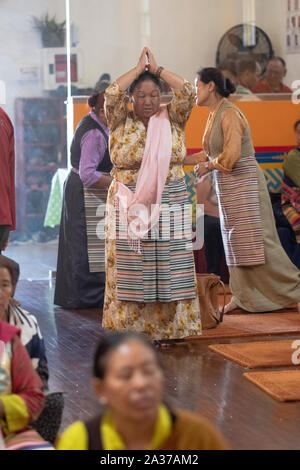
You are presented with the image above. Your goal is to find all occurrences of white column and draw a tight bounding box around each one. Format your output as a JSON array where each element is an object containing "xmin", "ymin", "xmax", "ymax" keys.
[
  {"xmin": 65, "ymin": 0, "xmax": 73, "ymax": 171},
  {"xmin": 140, "ymin": 0, "xmax": 151, "ymax": 49},
  {"xmin": 242, "ymin": 0, "xmax": 256, "ymax": 47}
]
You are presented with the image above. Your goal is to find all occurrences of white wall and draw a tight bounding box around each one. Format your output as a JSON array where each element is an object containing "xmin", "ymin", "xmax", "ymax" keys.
[
  {"xmin": 68, "ymin": 0, "xmax": 243, "ymax": 84},
  {"xmin": 149, "ymin": 0, "xmax": 242, "ymax": 81},
  {"xmin": 256, "ymin": 0, "xmax": 300, "ymax": 88},
  {"xmin": 68, "ymin": 0, "xmax": 143, "ymax": 87},
  {"xmin": 0, "ymin": 0, "xmax": 64, "ymax": 119},
  {"xmin": 0, "ymin": 0, "xmax": 299, "ymax": 122}
]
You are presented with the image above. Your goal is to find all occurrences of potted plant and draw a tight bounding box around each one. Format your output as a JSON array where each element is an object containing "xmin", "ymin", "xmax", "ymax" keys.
[{"xmin": 32, "ymin": 14, "xmax": 66, "ymax": 47}]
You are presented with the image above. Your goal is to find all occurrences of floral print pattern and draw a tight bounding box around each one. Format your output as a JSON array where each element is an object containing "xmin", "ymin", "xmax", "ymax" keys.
[{"xmin": 102, "ymin": 81, "xmax": 201, "ymax": 340}]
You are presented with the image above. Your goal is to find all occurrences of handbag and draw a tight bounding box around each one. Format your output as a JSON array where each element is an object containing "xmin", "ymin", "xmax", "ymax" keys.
[
  {"xmin": 32, "ymin": 391, "xmax": 64, "ymax": 444},
  {"xmin": 196, "ymin": 273, "xmax": 226, "ymax": 330}
]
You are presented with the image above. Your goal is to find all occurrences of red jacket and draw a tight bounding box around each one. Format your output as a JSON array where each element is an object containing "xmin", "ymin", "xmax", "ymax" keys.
[
  {"xmin": 252, "ymin": 79, "xmax": 292, "ymax": 94},
  {"xmin": 0, "ymin": 107, "xmax": 15, "ymax": 230},
  {"xmin": 0, "ymin": 321, "xmax": 45, "ymax": 430}
]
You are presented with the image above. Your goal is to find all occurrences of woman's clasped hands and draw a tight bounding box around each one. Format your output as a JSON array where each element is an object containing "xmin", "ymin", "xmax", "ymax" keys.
[{"xmin": 137, "ymin": 47, "xmax": 158, "ymax": 75}]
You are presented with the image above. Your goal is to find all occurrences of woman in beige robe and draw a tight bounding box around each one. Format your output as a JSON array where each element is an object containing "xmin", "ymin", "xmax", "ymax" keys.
[{"xmin": 193, "ymin": 68, "xmax": 300, "ymax": 313}]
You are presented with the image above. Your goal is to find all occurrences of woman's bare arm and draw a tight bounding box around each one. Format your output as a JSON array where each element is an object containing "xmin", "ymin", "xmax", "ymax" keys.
[{"xmin": 116, "ymin": 48, "xmax": 148, "ymax": 91}]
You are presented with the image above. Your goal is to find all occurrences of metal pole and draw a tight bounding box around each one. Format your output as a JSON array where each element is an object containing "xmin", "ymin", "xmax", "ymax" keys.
[{"xmin": 65, "ymin": 0, "xmax": 73, "ymax": 171}]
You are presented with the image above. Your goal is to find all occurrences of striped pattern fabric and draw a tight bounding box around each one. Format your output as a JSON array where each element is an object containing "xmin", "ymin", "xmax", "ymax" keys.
[
  {"xmin": 282, "ymin": 181, "xmax": 300, "ymax": 243},
  {"xmin": 116, "ymin": 179, "xmax": 196, "ymax": 302},
  {"xmin": 282, "ymin": 205, "xmax": 300, "ymax": 242},
  {"xmin": 5, "ymin": 429, "xmax": 53, "ymax": 450},
  {"xmin": 215, "ymin": 156, "xmax": 265, "ymax": 266},
  {"xmin": 83, "ymin": 185, "xmax": 109, "ymax": 272}
]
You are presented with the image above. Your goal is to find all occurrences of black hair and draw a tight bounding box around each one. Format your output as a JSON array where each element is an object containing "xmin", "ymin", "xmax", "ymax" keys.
[
  {"xmin": 128, "ymin": 71, "xmax": 162, "ymax": 95},
  {"xmin": 88, "ymin": 91, "xmax": 105, "ymax": 109},
  {"xmin": 197, "ymin": 67, "xmax": 236, "ymax": 98},
  {"xmin": 93, "ymin": 331, "xmax": 159, "ymax": 379},
  {"xmin": 94, "ymin": 73, "xmax": 111, "ymax": 93},
  {"xmin": 0, "ymin": 257, "xmax": 15, "ymax": 286},
  {"xmin": 294, "ymin": 119, "xmax": 300, "ymax": 131}
]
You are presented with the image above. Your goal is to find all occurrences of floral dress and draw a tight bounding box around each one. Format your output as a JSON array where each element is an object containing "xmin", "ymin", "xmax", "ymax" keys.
[{"xmin": 102, "ymin": 81, "xmax": 201, "ymax": 340}]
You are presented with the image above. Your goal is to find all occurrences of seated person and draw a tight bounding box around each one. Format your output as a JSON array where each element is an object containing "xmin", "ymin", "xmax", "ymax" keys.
[
  {"xmin": 276, "ymin": 119, "xmax": 300, "ymax": 269},
  {"xmin": 7, "ymin": 304, "xmax": 49, "ymax": 388},
  {"xmin": 236, "ymin": 59, "xmax": 260, "ymax": 94},
  {"xmin": 0, "ymin": 230, "xmax": 19, "ymax": 286},
  {"xmin": 0, "ymin": 257, "xmax": 64, "ymax": 444},
  {"xmin": 0, "ymin": 259, "xmax": 53, "ymax": 449},
  {"xmin": 57, "ymin": 332, "xmax": 230, "ymax": 450},
  {"xmin": 252, "ymin": 57, "xmax": 292, "ymax": 93},
  {"xmin": 195, "ymin": 166, "xmax": 228, "ymax": 280}
]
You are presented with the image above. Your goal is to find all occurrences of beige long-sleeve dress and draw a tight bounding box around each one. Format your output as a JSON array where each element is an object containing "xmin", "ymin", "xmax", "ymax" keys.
[
  {"xmin": 102, "ymin": 81, "xmax": 201, "ymax": 339},
  {"xmin": 203, "ymin": 98, "xmax": 300, "ymax": 312}
]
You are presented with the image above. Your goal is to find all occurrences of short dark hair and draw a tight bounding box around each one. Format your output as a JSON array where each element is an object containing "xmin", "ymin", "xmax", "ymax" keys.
[
  {"xmin": 128, "ymin": 71, "xmax": 162, "ymax": 95},
  {"xmin": 93, "ymin": 331, "xmax": 159, "ymax": 379},
  {"xmin": 0, "ymin": 257, "xmax": 15, "ymax": 286},
  {"xmin": 269, "ymin": 56, "xmax": 287, "ymax": 69},
  {"xmin": 294, "ymin": 119, "xmax": 300, "ymax": 131},
  {"xmin": 197, "ymin": 67, "xmax": 236, "ymax": 98},
  {"xmin": 237, "ymin": 59, "xmax": 257, "ymax": 76}
]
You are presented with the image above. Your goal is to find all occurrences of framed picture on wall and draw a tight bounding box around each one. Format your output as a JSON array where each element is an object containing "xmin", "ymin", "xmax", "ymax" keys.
[{"xmin": 286, "ymin": 0, "xmax": 300, "ymax": 53}]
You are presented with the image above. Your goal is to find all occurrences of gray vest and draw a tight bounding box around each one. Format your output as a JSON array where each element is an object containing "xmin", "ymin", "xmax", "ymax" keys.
[{"xmin": 209, "ymin": 100, "xmax": 255, "ymax": 159}]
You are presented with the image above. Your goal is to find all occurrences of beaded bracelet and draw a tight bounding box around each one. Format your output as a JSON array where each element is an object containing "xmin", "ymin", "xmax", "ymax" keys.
[{"xmin": 155, "ymin": 66, "xmax": 164, "ymax": 78}]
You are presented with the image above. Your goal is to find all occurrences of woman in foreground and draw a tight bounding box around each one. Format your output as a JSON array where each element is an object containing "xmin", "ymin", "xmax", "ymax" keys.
[{"xmin": 57, "ymin": 331, "xmax": 228, "ymax": 450}]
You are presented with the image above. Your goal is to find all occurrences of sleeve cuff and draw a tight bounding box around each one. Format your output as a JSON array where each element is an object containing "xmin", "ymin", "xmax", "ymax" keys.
[
  {"xmin": 212, "ymin": 157, "xmax": 232, "ymax": 174},
  {"xmin": 1, "ymin": 395, "xmax": 29, "ymax": 434},
  {"xmin": 173, "ymin": 80, "xmax": 195, "ymax": 99},
  {"xmin": 80, "ymin": 171, "xmax": 103, "ymax": 188}
]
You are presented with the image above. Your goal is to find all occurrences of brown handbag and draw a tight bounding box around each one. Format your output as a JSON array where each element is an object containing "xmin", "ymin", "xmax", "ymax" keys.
[{"xmin": 196, "ymin": 273, "xmax": 226, "ymax": 330}]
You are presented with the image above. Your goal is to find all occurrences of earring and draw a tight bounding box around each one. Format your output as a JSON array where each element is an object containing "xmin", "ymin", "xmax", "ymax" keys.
[{"xmin": 99, "ymin": 396, "xmax": 108, "ymax": 406}]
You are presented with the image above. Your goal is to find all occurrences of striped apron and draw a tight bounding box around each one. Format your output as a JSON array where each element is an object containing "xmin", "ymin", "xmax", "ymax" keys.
[
  {"xmin": 83, "ymin": 176, "xmax": 110, "ymax": 273},
  {"xmin": 205, "ymin": 99, "xmax": 265, "ymax": 267},
  {"xmin": 214, "ymin": 156, "xmax": 265, "ymax": 266},
  {"xmin": 115, "ymin": 179, "xmax": 196, "ymax": 302}
]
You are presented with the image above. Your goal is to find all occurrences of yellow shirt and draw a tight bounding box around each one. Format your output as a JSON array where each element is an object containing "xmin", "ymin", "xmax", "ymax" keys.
[{"xmin": 56, "ymin": 404, "xmax": 172, "ymax": 451}]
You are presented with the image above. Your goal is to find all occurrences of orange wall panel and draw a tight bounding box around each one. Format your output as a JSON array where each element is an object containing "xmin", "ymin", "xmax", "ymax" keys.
[{"xmin": 74, "ymin": 100, "xmax": 300, "ymax": 149}]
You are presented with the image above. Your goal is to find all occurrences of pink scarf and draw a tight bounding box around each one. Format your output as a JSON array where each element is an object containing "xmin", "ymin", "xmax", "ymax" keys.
[{"xmin": 115, "ymin": 105, "xmax": 172, "ymax": 252}]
